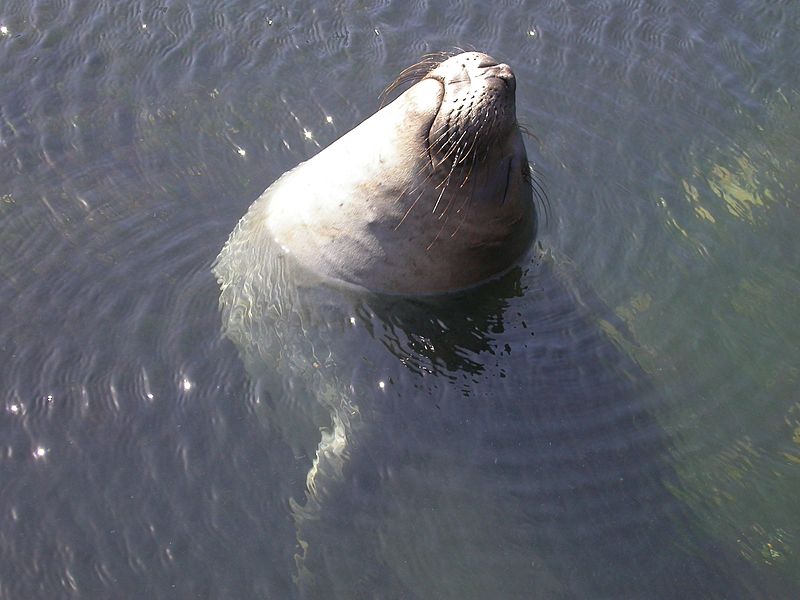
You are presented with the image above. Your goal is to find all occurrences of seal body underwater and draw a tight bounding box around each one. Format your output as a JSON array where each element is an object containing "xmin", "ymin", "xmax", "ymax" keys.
[
  {"xmin": 260, "ymin": 51, "xmax": 536, "ymax": 294},
  {"xmin": 213, "ymin": 52, "xmax": 743, "ymax": 599}
]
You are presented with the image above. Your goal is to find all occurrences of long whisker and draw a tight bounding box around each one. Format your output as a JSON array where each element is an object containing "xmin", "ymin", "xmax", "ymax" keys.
[
  {"xmin": 435, "ymin": 148, "xmax": 465, "ymax": 221},
  {"xmin": 393, "ymin": 156, "xmax": 449, "ymax": 229},
  {"xmin": 431, "ymin": 151, "xmax": 460, "ymax": 214},
  {"xmin": 433, "ymin": 129, "xmax": 470, "ymax": 180},
  {"xmin": 394, "ymin": 185, "xmax": 432, "ymax": 230},
  {"xmin": 459, "ymin": 148, "xmax": 480, "ymax": 189},
  {"xmin": 458, "ymin": 114, "xmax": 492, "ymax": 164},
  {"xmin": 527, "ymin": 164, "xmax": 551, "ymax": 226},
  {"xmin": 518, "ymin": 122, "xmax": 541, "ymax": 146},
  {"xmin": 379, "ymin": 52, "xmax": 453, "ymax": 106},
  {"xmin": 450, "ymin": 175, "xmax": 477, "ymax": 238}
]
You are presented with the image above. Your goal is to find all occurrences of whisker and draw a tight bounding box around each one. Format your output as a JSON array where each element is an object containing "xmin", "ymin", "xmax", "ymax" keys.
[
  {"xmin": 427, "ymin": 216, "xmax": 449, "ymax": 250},
  {"xmin": 518, "ymin": 122, "xmax": 542, "ymax": 146},
  {"xmin": 432, "ymin": 152, "xmax": 459, "ymax": 214},
  {"xmin": 450, "ymin": 178, "xmax": 476, "ymax": 238},
  {"xmin": 436, "ymin": 148, "xmax": 466, "ymax": 221},
  {"xmin": 526, "ymin": 163, "xmax": 551, "ymax": 226},
  {"xmin": 380, "ymin": 53, "xmax": 453, "ymax": 106},
  {"xmin": 434, "ymin": 129, "xmax": 470, "ymax": 176},
  {"xmin": 459, "ymin": 149, "xmax": 480, "ymax": 189},
  {"xmin": 394, "ymin": 185, "xmax": 431, "ymax": 230}
]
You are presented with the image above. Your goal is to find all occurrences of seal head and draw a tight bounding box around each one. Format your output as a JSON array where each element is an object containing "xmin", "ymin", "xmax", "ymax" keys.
[{"xmin": 261, "ymin": 51, "xmax": 536, "ymax": 295}]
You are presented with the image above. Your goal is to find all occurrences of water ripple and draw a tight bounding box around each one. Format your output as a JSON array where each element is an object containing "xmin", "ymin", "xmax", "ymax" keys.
[{"xmin": 0, "ymin": 0, "xmax": 798, "ymax": 596}]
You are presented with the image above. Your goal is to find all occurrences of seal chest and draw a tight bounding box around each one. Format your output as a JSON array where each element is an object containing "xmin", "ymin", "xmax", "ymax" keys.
[{"xmin": 260, "ymin": 51, "xmax": 536, "ymax": 295}]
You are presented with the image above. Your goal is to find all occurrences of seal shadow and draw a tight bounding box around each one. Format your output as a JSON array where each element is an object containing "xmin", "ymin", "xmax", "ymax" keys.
[{"xmin": 213, "ymin": 226, "xmax": 749, "ymax": 599}]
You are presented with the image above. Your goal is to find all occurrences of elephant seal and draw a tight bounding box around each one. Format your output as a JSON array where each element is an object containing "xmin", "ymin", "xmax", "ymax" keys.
[{"xmin": 259, "ymin": 51, "xmax": 537, "ymax": 295}]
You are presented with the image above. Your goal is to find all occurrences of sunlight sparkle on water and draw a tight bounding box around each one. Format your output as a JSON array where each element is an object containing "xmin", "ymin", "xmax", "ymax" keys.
[
  {"xmin": 33, "ymin": 446, "xmax": 47, "ymax": 459},
  {"xmin": 303, "ymin": 129, "xmax": 314, "ymax": 140},
  {"xmin": 182, "ymin": 378, "xmax": 193, "ymax": 391},
  {"xmin": 0, "ymin": 25, "xmax": 9, "ymax": 36},
  {"xmin": 8, "ymin": 403, "xmax": 20, "ymax": 414},
  {"xmin": 378, "ymin": 380, "xmax": 385, "ymax": 390}
]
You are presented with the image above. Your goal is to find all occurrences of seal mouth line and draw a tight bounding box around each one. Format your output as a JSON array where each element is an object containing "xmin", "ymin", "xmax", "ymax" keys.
[{"xmin": 500, "ymin": 156, "xmax": 513, "ymax": 206}]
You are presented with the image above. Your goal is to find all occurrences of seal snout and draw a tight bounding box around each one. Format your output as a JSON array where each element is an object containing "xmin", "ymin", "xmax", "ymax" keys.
[
  {"xmin": 425, "ymin": 52, "xmax": 520, "ymax": 162},
  {"xmin": 482, "ymin": 63, "xmax": 516, "ymax": 90},
  {"xmin": 455, "ymin": 53, "xmax": 516, "ymax": 93}
]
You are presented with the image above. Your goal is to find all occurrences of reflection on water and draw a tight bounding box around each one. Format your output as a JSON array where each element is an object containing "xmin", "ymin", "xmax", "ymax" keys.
[
  {"xmin": 1, "ymin": 0, "xmax": 799, "ymax": 598},
  {"xmin": 604, "ymin": 87, "xmax": 800, "ymax": 590},
  {"xmin": 214, "ymin": 222, "xmax": 749, "ymax": 597}
]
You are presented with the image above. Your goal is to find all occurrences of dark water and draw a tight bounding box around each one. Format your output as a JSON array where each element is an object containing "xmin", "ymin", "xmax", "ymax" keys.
[{"xmin": 1, "ymin": 1, "xmax": 798, "ymax": 598}]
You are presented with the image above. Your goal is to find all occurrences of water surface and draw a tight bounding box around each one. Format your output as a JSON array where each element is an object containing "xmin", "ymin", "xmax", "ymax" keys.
[{"xmin": 1, "ymin": 1, "xmax": 798, "ymax": 598}]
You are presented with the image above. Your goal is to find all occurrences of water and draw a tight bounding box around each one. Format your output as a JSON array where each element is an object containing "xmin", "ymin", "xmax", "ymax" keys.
[{"xmin": 1, "ymin": 1, "xmax": 798, "ymax": 598}]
